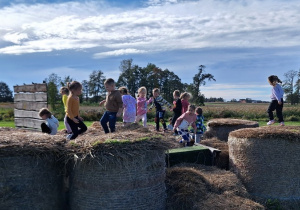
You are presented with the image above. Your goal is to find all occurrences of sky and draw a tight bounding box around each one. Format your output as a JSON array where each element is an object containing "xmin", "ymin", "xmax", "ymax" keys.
[{"xmin": 1, "ymin": 0, "xmax": 300, "ymax": 101}]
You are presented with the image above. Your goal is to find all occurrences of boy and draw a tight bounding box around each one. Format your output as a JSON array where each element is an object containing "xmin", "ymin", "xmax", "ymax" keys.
[
  {"xmin": 149, "ymin": 88, "xmax": 172, "ymax": 132},
  {"xmin": 99, "ymin": 78, "xmax": 123, "ymax": 133},
  {"xmin": 39, "ymin": 108, "xmax": 59, "ymax": 135},
  {"xmin": 193, "ymin": 107, "xmax": 206, "ymax": 143},
  {"xmin": 171, "ymin": 90, "xmax": 182, "ymax": 135}
]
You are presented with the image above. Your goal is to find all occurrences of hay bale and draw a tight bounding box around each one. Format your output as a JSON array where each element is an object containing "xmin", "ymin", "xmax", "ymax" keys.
[
  {"xmin": 205, "ymin": 118, "xmax": 259, "ymax": 141},
  {"xmin": 166, "ymin": 164, "xmax": 264, "ymax": 210},
  {"xmin": 201, "ymin": 138, "xmax": 229, "ymax": 169},
  {"xmin": 68, "ymin": 136, "xmax": 170, "ymax": 210},
  {"xmin": 229, "ymin": 126, "xmax": 300, "ymax": 209},
  {"xmin": 0, "ymin": 129, "xmax": 66, "ymax": 209}
]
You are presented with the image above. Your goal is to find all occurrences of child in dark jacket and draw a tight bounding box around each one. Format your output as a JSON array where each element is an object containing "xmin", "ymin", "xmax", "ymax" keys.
[{"xmin": 171, "ymin": 90, "xmax": 182, "ymax": 135}]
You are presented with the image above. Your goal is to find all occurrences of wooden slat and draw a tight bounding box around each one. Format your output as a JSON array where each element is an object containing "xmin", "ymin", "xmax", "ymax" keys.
[
  {"xmin": 14, "ymin": 93, "xmax": 47, "ymax": 102},
  {"xmin": 14, "ymin": 83, "xmax": 47, "ymax": 93},
  {"xmin": 14, "ymin": 109, "xmax": 40, "ymax": 119},
  {"xmin": 15, "ymin": 118, "xmax": 45, "ymax": 130},
  {"xmin": 14, "ymin": 101, "xmax": 47, "ymax": 111}
]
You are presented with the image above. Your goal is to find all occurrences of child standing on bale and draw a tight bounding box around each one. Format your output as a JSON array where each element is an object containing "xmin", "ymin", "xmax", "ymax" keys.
[
  {"xmin": 39, "ymin": 108, "xmax": 59, "ymax": 135},
  {"xmin": 267, "ymin": 75, "xmax": 284, "ymax": 126},
  {"xmin": 194, "ymin": 107, "xmax": 206, "ymax": 143},
  {"xmin": 119, "ymin": 87, "xmax": 136, "ymax": 126},
  {"xmin": 171, "ymin": 90, "xmax": 182, "ymax": 135},
  {"xmin": 173, "ymin": 105, "xmax": 197, "ymax": 146},
  {"xmin": 99, "ymin": 78, "xmax": 123, "ymax": 133},
  {"xmin": 66, "ymin": 81, "xmax": 87, "ymax": 140},
  {"xmin": 135, "ymin": 86, "xmax": 152, "ymax": 127},
  {"xmin": 60, "ymin": 87, "xmax": 72, "ymax": 134},
  {"xmin": 149, "ymin": 88, "xmax": 172, "ymax": 132},
  {"xmin": 180, "ymin": 92, "xmax": 191, "ymax": 114}
]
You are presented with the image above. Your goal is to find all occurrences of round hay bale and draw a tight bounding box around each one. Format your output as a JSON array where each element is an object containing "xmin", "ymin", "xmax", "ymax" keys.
[
  {"xmin": 166, "ymin": 164, "xmax": 264, "ymax": 210},
  {"xmin": 0, "ymin": 129, "xmax": 66, "ymax": 209},
  {"xmin": 205, "ymin": 118, "xmax": 259, "ymax": 141},
  {"xmin": 69, "ymin": 137, "xmax": 169, "ymax": 210},
  {"xmin": 229, "ymin": 126, "xmax": 300, "ymax": 208}
]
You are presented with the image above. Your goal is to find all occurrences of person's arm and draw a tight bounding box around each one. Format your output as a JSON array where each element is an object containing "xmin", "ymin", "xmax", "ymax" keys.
[
  {"xmin": 273, "ymin": 85, "xmax": 283, "ymax": 104},
  {"xmin": 116, "ymin": 91, "xmax": 123, "ymax": 117}
]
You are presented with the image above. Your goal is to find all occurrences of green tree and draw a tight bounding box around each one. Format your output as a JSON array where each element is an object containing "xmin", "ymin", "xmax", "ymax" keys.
[
  {"xmin": 0, "ymin": 82, "xmax": 13, "ymax": 102},
  {"xmin": 190, "ymin": 65, "xmax": 215, "ymax": 105},
  {"xmin": 61, "ymin": 75, "xmax": 74, "ymax": 87},
  {"xmin": 45, "ymin": 73, "xmax": 62, "ymax": 110},
  {"xmin": 89, "ymin": 70, "xmax": 106, "ymax": 102},
  {"xmin": 82, "ymin": 80, "xmax": 90, "ymax": 102},
  {"xmin": 283, "ymin": 70, "xmax": 297, "ymax": 105}
]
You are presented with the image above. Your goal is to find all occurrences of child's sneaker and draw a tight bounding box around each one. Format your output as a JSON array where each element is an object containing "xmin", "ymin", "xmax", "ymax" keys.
[
  {"xmin": 280, "ymin": 122, "xmax": 285, "ymax": 126},
  {"xmin": 267, "ymin": 120, "xmax": 275, "ymax": 125},
  {"xmin": 66, "ymin": 134, "xmax": 73, "ymax": 140}
]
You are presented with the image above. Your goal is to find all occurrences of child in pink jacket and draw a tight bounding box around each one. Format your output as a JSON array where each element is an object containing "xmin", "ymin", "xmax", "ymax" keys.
[
  {"xmin": 173, "ymin": 104, "xmax": 197, "ymax": 146},
  {"xmin": 135, "ymin": 87, "xmax": 152, "ymax": 127}
]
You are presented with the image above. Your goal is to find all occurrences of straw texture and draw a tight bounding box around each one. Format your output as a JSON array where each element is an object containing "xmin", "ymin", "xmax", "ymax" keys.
[
  {"xmin": 206, "ymin": 118, "xmax": 259, "ymax": 141},
  {"xmin": 228, "ymin": 126, "xmax": 300, "ymax": 209}
]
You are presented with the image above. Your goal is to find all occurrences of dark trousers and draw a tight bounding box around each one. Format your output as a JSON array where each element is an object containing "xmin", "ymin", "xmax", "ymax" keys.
[
  {"xmin": 267, "ymin": 99, "xmax": 284, "ymax": 122},
  {"xmin": 155, "ymin": 110, "xmax": 167, "ymax": 131},
  {"xmin": 172, "ymin": 113, "xmax": 181, "ymax": 134},
  {"xmin": 41, "ymin": 123, "xmax": 51, "ymax": 134},
  {"xmin": 67, "ymin": 116, "xmax": 87, "ymax": 140},
  {"xmin": 100, "ymin": 111, "xmax": 117, "ymax": 133}
]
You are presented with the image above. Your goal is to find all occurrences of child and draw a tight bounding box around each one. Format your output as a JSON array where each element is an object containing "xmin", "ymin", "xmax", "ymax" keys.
[
  {"xmin": 149, "ymin": 88, "xmax": 172, "ymax": 132},
  {"xmin": 180, "ymin": 92, "xmax": 191, "ymax": 113},
  {"xmin": 39, "ymin": 108, "xmax": 59, "ymax": 135},
  {"xmin": 119, "ymin": 87, "xmax": 137, "ymax": 125},
  {"xmin": 135, "ymin": 87, "xmax": 152, "ymax": 127},
  {"xmin": 194, "ymin": 107, "xmax": 206, "ymax": 143},
  {"xmin": 267, "ymin": 75, "xmax": 284, "ymax": 126},
  {"xmin": 173, "ymin": 105, "xmax": 197, "ymax": 146},
  {"xmin": 167, "ymin": 117, "xmax": 173, "ymax": 130},
  {"xmin": 60, "ymin": 87, "xmax": 72, "ymax": 134},
  {"xmin": 66, "ymin": 81, "xmax": 87, "ymax": 140},
  {"xmin": 99, "ymin": 78, "xmax": 123, "ymax": 133},
  {"xmin": 171, "ymin": 90, "xmax": 182, "ymax": 135}
]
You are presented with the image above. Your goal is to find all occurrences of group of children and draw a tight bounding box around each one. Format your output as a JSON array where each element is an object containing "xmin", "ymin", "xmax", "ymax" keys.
[{"xmin": 38, "ymin": 74, "xmax": 285, "ymax": 145}]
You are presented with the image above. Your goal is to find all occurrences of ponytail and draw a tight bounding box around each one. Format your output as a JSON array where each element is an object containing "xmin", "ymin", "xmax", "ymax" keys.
[{"xmin": 268, "ymin": 75, "xmax": 282, "ymax": 84}]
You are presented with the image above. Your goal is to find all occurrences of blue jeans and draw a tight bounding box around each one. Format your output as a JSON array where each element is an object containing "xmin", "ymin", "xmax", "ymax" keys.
[{"xmin": 100, "ymin": 111, "xmax": 117, "ymax": 133}]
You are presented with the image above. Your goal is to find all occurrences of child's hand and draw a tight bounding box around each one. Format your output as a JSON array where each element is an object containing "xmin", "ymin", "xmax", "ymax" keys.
[
  {"xmin": 99, "ymin": 100, "xmax": 106, "ymax": 106},
  {"xmin": 73, "ymin": 118, "xmax": 79, "ymax": 124},
  {"xmin": 78, "ymin": 116, "xmax": 84, "ymax": 121},
  {"xmin": 278, "ymin": 100, "xmax": 282, "ymax": 105}
]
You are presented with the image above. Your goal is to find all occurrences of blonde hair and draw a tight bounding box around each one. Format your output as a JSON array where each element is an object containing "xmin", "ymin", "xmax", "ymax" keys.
[
  {"xmin": 137, "ymin": 87, "xmax": 147, "ymax": 97},
  {"xmin": 180, "ymin": 92, "xmax": 191, "ymax": 100},
  {"xmin": 39, "ymin": 108, "xmax": 51, "ymax": 118},
  {"xmin": 119, "ymin": 86, "xmax": 128, "ymax": 95},
  {"xmin": 67, "ymin": 81, "xmax": 82, "ymax": 94},
  {"xmin": 173, "ymin": 90, "xmax": 180, "ymax": 97},
  {"xmin": 60, "ymin": 86, "xmax": 69, "ymax": 95}
]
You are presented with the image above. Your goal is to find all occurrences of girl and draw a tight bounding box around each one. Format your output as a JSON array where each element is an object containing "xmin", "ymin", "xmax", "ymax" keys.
[
  {"xmin": 171, "ymin": 90, "xmax": 182, "ymax": 135},
  {"xmin": 180, "ymin": 92, "xmax": 191, "ymax": 114},
  {"xmin": 267, "ymin": 75, "xmax": 284, "ymax": 126},
  {"xmin": 39, "ymin": 108, "xmax": 59, "ymax": 135},
  {"xmin": 119, "ymin": 87, "xmax": 137, "ymax": 125},
  {"xmin": 173, "ymin": 104, "xmax": 197, "ymax": 146},
  {"xmin": 66, "ymin": 81, "xmax": 87, "ymax": 140},
  {"xmin": 135, "ymin": 87, "xmax": 152, "ymax": 127},
  {"xmin": 60, "ymin": 87, "xmax": 72, "ymax": 134}
]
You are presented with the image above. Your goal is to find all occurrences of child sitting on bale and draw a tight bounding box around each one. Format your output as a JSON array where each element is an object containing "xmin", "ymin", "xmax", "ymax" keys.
[
  {"xmin": 39, "ymin": 108, "xmax": 59, "ymax": 135},
  {"xmin": 173, "ymin": 104, "xmax": 197, "ymax": 146}
]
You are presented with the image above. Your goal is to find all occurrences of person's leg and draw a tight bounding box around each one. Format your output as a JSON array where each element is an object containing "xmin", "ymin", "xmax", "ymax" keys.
[
  {"xmin": 142, "ymin": 113, "xmax": 147, "ymax": 127},
  {"xmin": 108, "ymin": 112, "xmax": 117, "ymax": 132},
  {"xmin": 135, "ymin": 114, "xmax": 142, "ymax": 124},
  {"xmin": 41, "ymin": 123, "xmax": 51, "ymax": 134},
  {"xmin": 276, "ymin": 99, "xmax": 284, "ymax": 122},
  {"xmin": 100, "ymin": 111, "xmax": 110, "ymax": 133},
  {"xmin": 77, "ymin": 118, "xmax": 87, "ymax": 135},
  {"xmin": 159, "ymin": 111, "xmax": 167, "ymax": 130},
  {"xmin": 64, "ymin": 115, "xmax": 72, "ymax": 134},
  {"xmin": 67, "ymin": 117, "xmax": 79, "ymax": 139},
  {"xmin": 155, "ymin": 111, "xmax": 159, "ymax": 131},
  {"xmin": 172, "ymin": 113, "xmax": 180, "ymax": 134},
  {"xmin": 267, "ymin": 100, "xmax": 277, "ymax": 121}
]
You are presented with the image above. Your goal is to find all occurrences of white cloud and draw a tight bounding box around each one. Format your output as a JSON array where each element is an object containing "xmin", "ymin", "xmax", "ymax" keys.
[{"xmin": 0, "ymin": 0, "xmax": 300, "ymax": 55}]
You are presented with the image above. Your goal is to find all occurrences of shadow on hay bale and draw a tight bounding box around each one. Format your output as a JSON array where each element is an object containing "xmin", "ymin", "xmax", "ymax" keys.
[
  {"xmin": 68, "ymin": 136, "xmax": 170, "ymax": 210},
  {"xmin": 200, "ymin": 138, "xmax": 229, "ymax": 170},
  {"xmin": 229, "ymin": 126, "xmax": 300, "ymax": 209},
  {"xmin": 165, "ymin": 164, "xmax": 264, "ymax": 210},
  {"xmin": 205, "ymin": 118, "xmax": 259, "ymax": 141},
  {"xmin": 0, "ymin": 128, "xmax": 66, "ymax": 210}
]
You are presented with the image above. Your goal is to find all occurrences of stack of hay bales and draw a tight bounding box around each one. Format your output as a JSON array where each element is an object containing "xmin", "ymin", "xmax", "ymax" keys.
[
  {"xmin": 205, "ymin": 118, "xmax": 259, "ymax": 141},
  {"xmin": 0, "ymin": 128, "xmax": 66, "ymax": 209},
  {"xmin": 166, "ymin": 164, "xmax": 264, "ymax": 210},
  {"xmin": 229, "ymin": 126, "xmax": 300, "ymax": 209},
  {"xmin": 68, "ymin": 136, "xmax": 169, "ymax": 210}
]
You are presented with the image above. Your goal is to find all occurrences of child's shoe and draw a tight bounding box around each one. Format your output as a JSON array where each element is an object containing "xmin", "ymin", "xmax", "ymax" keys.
[
  {"xmin": 267, "ymin": 120, "xmax": 275, "ymax": 125},
  {"xmin": 280, "ymin": 122, "xmax": 285, "ymax": 126},
  {"xmin": 66, "ymin": 134, "xmax": 72, "ymax": 140}
]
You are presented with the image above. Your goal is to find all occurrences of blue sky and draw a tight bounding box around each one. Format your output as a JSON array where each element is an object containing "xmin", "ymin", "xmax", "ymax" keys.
[{"xmin": 1, "ymin": 0, "xmax": 300, "ymax": 101}]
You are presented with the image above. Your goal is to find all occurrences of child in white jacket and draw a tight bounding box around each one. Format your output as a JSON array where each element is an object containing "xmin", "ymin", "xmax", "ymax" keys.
[{"xmin": 39, "ymin": 108, "xmax": 59, "ymax": 135}]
